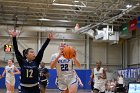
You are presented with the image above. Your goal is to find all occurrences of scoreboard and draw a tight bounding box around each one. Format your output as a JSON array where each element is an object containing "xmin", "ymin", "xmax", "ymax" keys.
[{"xmin": 4, "ymin": 44, "xmax": 12, "ymax": 52}]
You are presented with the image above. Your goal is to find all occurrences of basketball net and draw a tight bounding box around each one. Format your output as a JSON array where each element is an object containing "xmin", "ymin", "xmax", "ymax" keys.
[{"xmin": 74, "ymin": 23, "xmax": 80, "ymax": 31}]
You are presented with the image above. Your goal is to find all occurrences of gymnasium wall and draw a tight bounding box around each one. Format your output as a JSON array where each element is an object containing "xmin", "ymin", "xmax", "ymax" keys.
[
  {"xmin": 128, "ymin": 37, "xmax": 140, "ymax": 67},
  {"xmin": 89, "ymin": 40, "xmax": 122, "ymax": 71}
]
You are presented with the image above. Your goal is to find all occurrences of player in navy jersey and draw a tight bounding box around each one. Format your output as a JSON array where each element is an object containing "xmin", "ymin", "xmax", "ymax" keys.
[
  {"xmin": 9, "ymin": 30, "xmax": 53, "ymax": 93},
  {"xmin": 39, "ymin": 62, "xmax": 49, "ymax": 93}
]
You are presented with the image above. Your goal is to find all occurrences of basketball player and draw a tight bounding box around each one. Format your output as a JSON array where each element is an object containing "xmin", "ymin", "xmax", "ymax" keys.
[
  {"xmin": 9, "ymin": 30, "xmax": 53, "ymax": 93},
  {"xmin": 39, "ymin": 62, "xmax": 49, "ymax": 93},
  {"xmin": 91, "ymin": 61, "xmax": 106, "ymax": 93},
  {"xmin": 50, "ymin": 42, "xmax": 81, "ymax": 93},
  {"xmin": 2, "ymin": 59, "xmax": 20, "ymax": 93}
]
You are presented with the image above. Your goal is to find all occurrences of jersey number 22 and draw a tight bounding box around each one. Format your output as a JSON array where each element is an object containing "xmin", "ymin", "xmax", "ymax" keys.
[{"xmin": 61, "ymin": 64, "xmax": 68, "ymax": 71}]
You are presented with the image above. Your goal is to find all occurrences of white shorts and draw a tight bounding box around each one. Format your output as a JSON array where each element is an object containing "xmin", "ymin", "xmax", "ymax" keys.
[
  {"xmin": 56, "ymin": 75, "xmax": 78, "ymax": 91},
  {"xmin": 94, "ymin": 83, "xmax": 105, "ymax": 92},
  {"xmin": 6, "ymin": 77, "xmax": 15, "ymax": 86}
]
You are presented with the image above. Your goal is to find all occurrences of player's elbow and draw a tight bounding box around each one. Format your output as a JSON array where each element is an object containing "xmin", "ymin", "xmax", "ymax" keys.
[
  {"xmin": 77, "ymin": 63, "xmax": 81, "ymax": 68},
  {"xmin": 50, "ymin": 65, "xmax": 54, "ymax": 69},
  {"xmin": 18, "ymin": 71, "xmax": 21, "ymax": 74},
  {"xmin": 50, "ymin": 62, "xmax": 55, "ymax": 69}
]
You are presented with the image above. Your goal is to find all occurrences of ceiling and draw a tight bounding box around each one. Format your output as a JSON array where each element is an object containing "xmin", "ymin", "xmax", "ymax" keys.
[{"xmin": 0, "ymin": 0, "xmax": 140, "ymax": 30}]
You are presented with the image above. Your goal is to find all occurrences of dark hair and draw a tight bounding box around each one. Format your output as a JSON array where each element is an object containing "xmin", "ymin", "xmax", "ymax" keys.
[
  {"xmin": 11, "ymin": 59, "xmax": 14, "ymax": 63},
  {"xmin": 23, "ymin": 48, "xmax": 33, "ymax": 59},
  {"xmin": 7, "ymin": 59, "xmax": 14, "ymax": 63},
  {"xmin": 96, "ymin": 60, "xmax": 102, "ymax": 64}
]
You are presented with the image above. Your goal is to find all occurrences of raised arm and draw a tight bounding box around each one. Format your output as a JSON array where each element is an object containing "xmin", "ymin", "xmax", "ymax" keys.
[
  {"xmin": 10, "ymin": 30, "xmax": 23, "ymax": 67},
  {"xmin": 35, "ymin": 33, "xmax": 53, "ymax": 66}
]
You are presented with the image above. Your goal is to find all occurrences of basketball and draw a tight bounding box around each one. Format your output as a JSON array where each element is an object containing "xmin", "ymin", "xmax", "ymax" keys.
[{"xmin": 63, "ymin": 46, "xmax": 76, "ymax": 59}]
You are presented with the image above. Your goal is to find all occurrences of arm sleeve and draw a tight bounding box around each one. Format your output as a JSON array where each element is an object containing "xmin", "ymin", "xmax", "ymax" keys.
[
  {"xmin": 13, "ymin": 37, "xmax": 23, "ymax": 67},
  {"xmin": 35, "ymin": 38, "xmax": 50, "ymax": 66}
]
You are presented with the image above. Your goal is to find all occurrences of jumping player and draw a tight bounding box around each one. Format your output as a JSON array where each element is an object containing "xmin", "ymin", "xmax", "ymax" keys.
[
  {"xmin": 9, "ymin": 30, "xmax": 53, "ymax": 93},
  {"xmin": 2, "ymin": 59, "xmax": 20, "ymax": 93},
  {"xmin": 91, "ymin": 61, "xmax": 106, "ymax": 93},
  {"xmin": 39, "ymin": 62, "xmax": 50, "ymax": 93},
  {"xmin": 50, "ymin": 42, "xmax": 81, "ymax": 93}
]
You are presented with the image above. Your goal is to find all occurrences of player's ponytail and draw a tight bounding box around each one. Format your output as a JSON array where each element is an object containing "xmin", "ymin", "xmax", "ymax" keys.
[{"xmin": 23, "ymin": 49, "xmax": 27, "ymax": 59}]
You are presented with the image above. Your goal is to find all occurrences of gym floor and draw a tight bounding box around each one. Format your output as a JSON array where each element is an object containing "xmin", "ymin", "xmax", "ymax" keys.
[{"xmin": 0, "ymin": 89, "xmax": 91, "ymax": 93}]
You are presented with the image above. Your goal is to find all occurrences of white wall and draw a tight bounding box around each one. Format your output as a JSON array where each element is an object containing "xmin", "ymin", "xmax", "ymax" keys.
[
  {"xmin": 127, "ymin": 30, "xmax": 140, "ymax": 67},
  {"xmin": 89, "ymin": 40, "xmax": 122, "ymax": 71},
  {"xmin": 128, "ymin": 38, "xmax": 140, "ymax": 66}
]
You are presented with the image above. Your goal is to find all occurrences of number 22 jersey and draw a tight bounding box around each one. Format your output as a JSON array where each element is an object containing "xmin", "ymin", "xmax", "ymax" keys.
[{"xmin": 51, "ymin": 53, "xmax": 74, "ymax": 78}]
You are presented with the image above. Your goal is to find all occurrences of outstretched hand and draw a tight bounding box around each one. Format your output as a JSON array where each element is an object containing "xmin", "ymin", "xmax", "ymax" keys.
[
  {"xmin": 9, "ymin": 30, "xmax": 17, "ymax": 37},
  {"xmin": 48, "ymin": 33, "xmax": 53, "ymax": 40}
]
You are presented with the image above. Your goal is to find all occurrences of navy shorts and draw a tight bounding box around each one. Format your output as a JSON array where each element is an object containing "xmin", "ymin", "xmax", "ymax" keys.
[
  {"xmin": 40, "ymin": 81, "xmax": 48, "ymax": 88},
  {"xmin": 21, "ymin": 85, "xmax": 40, "ymax": 93}
]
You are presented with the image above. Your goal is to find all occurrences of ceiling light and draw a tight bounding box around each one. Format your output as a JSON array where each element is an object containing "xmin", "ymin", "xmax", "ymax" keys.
[
  {"xmin": 52, "ymin": 3, "xmax": 86, "ymax": 7},
  {"xmin": 38, "ymin": 18, "xmax": 71, "ymax": 22},
  {"xmin": 126, "ymin": 5, "xmax": 132, "ymax": 8},
  {"xmin": 74, "ymin": 1, "xmax": 80, "ymax": 3},
  {"xmin": 58, "ymin": 20, "xmax": 71, "ymax": 22},
  {"xmin": 39, "ymin": 18, "xmax": 50, "ymax": 21}
]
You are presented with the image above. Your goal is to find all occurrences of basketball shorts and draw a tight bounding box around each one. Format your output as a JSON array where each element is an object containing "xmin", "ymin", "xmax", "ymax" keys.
[
  {"xmin": 94, "ymin": 83, "xmax": 105, "ymax": 92},
  {"xmin": 20, "ymin": 85, "xmax": 40, "ymax": 93},
  {"xmin": 39, "ymin": 80, "xmax": 48, "ymax": 88},
  {"xmin": 6, "ymin": 77, "xmax": 15, "ymax": 86},
  {"xmin": 56, "ymin": 75, "xmax": 78, "ymax": 91}
]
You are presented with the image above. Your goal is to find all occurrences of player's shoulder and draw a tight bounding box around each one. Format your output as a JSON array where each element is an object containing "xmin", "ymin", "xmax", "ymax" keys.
[
  {"xmin": 51, "ymin": 53, "xmax": 59, "ymax": 59},
  {"xmin": 51, "ymin": 53, "xmax": 59, "ymax": 57}
]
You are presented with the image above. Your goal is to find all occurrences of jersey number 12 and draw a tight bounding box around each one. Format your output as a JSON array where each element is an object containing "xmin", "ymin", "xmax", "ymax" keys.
[{"xmin": 26, "ymin": 69, "xmax": 33, "ymax": 78}]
